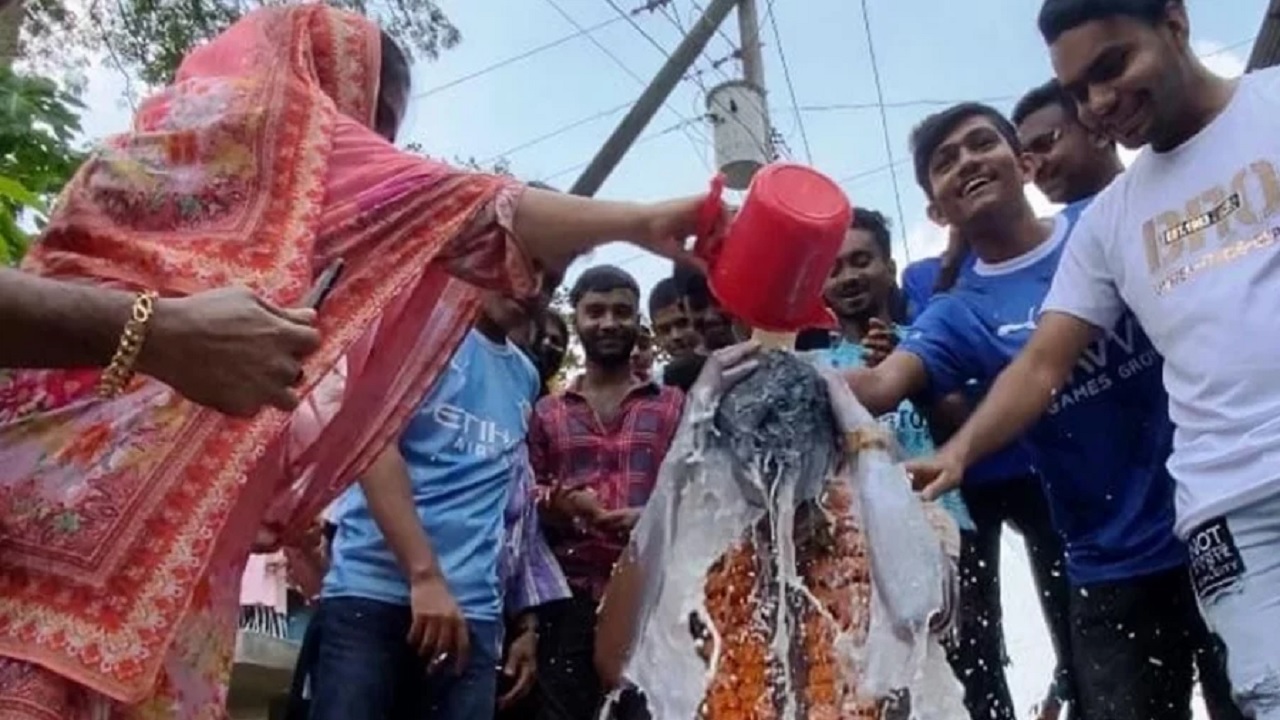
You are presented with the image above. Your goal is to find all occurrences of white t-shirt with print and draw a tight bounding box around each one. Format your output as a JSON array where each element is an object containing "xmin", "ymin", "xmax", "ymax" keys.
[{"xmin": 1043, "ymin": 66, "xmax": 1280, "ymax": 538}]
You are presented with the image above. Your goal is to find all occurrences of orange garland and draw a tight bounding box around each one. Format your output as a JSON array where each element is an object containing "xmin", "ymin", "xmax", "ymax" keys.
[{"xmin": 697, "ymin": 482, "xmax": 881, "ymax": 719}]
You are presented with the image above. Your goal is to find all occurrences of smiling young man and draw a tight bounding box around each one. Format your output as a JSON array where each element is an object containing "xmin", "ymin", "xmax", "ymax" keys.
[
  {"xmin": 845, "ymin": 96, "xmax": 1223, "ymax": 720},
  {"xmin": 528, "ymin": 265, "xmax": 684, "ymax": 720},
  {"xmin": 647, "ymin": 276, "xmax": 700, "ymax": 364},
  {"xmin": 1013, "ymin": 79, "xmax": 1126, "ymax": 211},
  {"xmin": 838, "ymin": 104, "xmax": 1077, "ymax": 720},
  {"xmin": 904, "ymin": 2, "xmax": 1280, "ymax": 717}
]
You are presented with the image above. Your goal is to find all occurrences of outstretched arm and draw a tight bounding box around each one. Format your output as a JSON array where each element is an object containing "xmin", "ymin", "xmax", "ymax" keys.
[
  {"xmin": 843, "ymin": 349, "xmax": 931, "ymax": 417},
  {"xmin": 910, "ymin": 312, "xmax": 1098, "ymax": 500},
  {"xmin": 1, "ymin": 267, "xmax": 146, "ymax": 369}
]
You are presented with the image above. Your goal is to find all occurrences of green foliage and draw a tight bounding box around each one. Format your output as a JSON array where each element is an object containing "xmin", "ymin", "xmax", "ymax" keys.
[
  {"xmin": 0, "ymin": 65, "xmax": 84, "ymax": 264},
  {"xmin": 95, "ymin": 0, "xmax": 460, "ymax": 87}
]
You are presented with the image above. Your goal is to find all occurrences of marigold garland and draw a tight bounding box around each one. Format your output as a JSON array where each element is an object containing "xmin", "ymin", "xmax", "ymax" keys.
[{"xmin": 697, "ymin": 482, "xmax": 881, "ymax": 719}]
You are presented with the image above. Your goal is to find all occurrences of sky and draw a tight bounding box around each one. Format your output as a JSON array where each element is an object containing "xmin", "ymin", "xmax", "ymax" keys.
[
  {"xmin": 75, "ymin": 0, "xmax": 1262, "ymax": 312},
  {"xmin": 66, "ymin": 2, "xmax": 1264, "ymax": 714}
]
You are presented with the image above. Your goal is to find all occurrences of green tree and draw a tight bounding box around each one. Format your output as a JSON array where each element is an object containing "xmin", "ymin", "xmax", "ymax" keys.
[
  {"xmin": 100, "ymin": 0, "xmax": 459, "ymax": 87},
  {"xmin": 12, "ymin": 0, "xmax": 459, "ymax": 88},
  {"xmin": 0, "ymin": 65, "xmax": 85, "ymax": 264}
]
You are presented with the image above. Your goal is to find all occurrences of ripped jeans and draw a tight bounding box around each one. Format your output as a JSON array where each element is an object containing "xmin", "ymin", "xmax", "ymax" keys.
[{"xmin": 1189, "ymin": 491, "xmax": 1280, "ymax": 720}]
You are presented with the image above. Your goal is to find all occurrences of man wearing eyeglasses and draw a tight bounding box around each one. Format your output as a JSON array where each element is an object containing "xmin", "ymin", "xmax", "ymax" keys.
[{"xmin": 1013, "ymin": 79, "xmax": 1125, "ymax": 213}]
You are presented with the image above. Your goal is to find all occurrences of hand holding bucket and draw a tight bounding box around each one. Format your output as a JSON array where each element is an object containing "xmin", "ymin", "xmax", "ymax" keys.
[{"xmin": 693, "ymin": 163, "xmax": 852, "ymax": 334}]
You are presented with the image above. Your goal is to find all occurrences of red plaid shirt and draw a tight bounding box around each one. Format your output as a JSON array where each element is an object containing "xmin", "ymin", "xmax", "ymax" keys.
[{"xmin": 529, "ymin": 378, "xmax": 683, "ymax": 599}]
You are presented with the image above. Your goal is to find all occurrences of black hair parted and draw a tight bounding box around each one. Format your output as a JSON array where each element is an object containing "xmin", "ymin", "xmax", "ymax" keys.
[
  {"xmin": 850, "ymin": 207, "xmax": 893, "ymax": 259},
  {"xmin": 1012, "ymin": 79, "xmax": 1078, "ymax": 126},
  {"xmin": 569, "ymin": 264, "xmax": 640, "ymax": 308},
  {"xmin": 1038, "ymin": 0, "xmax": 1176, "ymax": 44},
  {"xmin": 910, "ymin": 102, "xmax": 1021, "ymax": 198},
  {"xmin": 648, "ymin": 276, "xmax": 683, "ymax": 317}
]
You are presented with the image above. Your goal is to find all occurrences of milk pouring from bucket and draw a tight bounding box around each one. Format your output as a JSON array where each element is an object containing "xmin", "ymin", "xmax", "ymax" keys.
[{"xmin": 693, "ymin": 163, "xmax": 852, "ymax": 348}]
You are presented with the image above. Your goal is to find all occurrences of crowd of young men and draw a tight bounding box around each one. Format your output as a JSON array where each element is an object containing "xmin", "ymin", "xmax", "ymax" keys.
[{"xmin": 265, "ymin": 0, "xmax": 1280, "ymax": 718}]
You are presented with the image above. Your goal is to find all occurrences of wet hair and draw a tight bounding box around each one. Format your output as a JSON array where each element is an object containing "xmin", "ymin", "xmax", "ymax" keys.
[
  {"xmin": 910, "ymin": 103, "xmax": 1021, "ymax": 198},
  {"xmin": 569, "ymin": 264, "xmax": 640, "ymax": 308},
  {"xmin": 1012, "ymin": 80, "xmax": 1078, "ymax": 126},
  {"xmin": 850, "ymin": 208, "xmax": 893, "ymax": 259},
  {"xmin": 1038, "ymin": 0, "xmax": 1175, "ymax": 44},
  {"xmin": 648, "ymin": 276, "xmax": 683, "ymax": 317},
  {"xmin": 376, "ymin": 31, "xmax": 411, "ymax": 137}
]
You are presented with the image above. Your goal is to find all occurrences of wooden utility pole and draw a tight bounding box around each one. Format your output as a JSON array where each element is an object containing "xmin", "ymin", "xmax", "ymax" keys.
[{"xmin": 570, "ymin": 0, "xmax": 739, "ymax": 197}]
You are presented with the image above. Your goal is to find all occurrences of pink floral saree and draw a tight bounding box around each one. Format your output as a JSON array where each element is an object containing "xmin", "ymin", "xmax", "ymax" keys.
[{"xmin": 0, "ymin": 5, "xmax": 533, "ymax": 718}]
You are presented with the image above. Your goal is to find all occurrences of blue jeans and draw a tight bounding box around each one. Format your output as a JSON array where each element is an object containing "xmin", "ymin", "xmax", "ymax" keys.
[{"xmin": 306, "ymin": 596, "xmax": 501, "ymax": 720}]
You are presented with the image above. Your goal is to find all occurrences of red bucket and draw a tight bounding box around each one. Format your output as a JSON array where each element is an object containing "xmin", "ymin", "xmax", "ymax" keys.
[{"xmin": 695, "ymin": 163, "xmax": 850, "ymax": 332}]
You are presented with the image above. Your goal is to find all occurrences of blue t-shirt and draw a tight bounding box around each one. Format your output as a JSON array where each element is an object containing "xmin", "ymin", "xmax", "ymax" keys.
[
  {"xmin": 324, "ymin": 330, "xmax": 540, "ymax": 619},
  {"xmin": 900, "ymin": 253, "xmax": 977, "ymax": 323},
  {"xmin": 816, "ymin": 336, "xmax": 975, "ymax": 532},
  {"xmin": 901, "ymin": 253, "xmax": 1033, "ymax": 485},
  {"xmin": 899, "ymin": 210, "xmax": 1184, "ymax": 585}
]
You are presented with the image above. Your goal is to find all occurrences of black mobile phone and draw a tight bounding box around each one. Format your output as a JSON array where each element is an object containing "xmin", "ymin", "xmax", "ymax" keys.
[{"xmin": 302, "ymin": 259, "xmax": 346, "ymax": 310}]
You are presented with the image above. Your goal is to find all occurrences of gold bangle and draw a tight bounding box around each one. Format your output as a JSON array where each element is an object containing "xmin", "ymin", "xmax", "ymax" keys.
[{"xmin": 97, "ymin": 290, "xmax": 159, "ymax": 398}]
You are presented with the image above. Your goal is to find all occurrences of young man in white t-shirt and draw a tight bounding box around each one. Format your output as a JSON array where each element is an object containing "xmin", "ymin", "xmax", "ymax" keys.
[{"xmin": 901, "ymin": 1, "xmax": 1280, "ymax": 717}]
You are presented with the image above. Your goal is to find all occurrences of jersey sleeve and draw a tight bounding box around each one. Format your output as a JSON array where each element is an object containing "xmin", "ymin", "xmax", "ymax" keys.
[
  {"xmin": 1042, "ymin": 205, "xmax": 1125, "ymax": 331},
  {"xmin": 897, "ymin": 298, "xmax": 978, "ymax": 398}
]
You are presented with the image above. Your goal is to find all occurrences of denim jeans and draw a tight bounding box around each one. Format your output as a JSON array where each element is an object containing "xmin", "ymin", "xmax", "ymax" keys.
[
  {"xmin": 1190, "ymin": 491, "xmax": 1280, "ymax": 720},
  {"xmin": 303, "ymin": 596, "xmax": 501, "ymax": 720}
]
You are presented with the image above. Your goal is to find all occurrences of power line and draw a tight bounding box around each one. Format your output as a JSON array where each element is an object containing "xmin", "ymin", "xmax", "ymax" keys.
[
  {"xmin": 796, "ymin": 96, "xmax": 1019, "ymax": 113},
  {"xmin": 540, "ymin": 0, "xmax": 713, "ymax": 172},
  {"xmin": 766, "ymin": 0, "xmax": 812, "ymax": 164},
  {"xmin": 411, "ymin": 15, "xmax": 626, "ymax": 100},
  {"xmin": 859, "ymin": 0, "xmax": 912, "ymax": 263},
  {"xmin": 478, "ymin": 101, "xmax": 634, "ymax": 166},
  {"xmin": 536, "ymin": 116, "xmax": 705, "ymax": 183}
]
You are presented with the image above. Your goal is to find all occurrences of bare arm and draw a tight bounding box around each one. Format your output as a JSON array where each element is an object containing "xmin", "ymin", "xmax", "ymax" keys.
[
  {"xmin": 0, "ymin": 267, "xmax": 135, "ymax": 369},
  {"xmin": 514, "ymin": 189, "xmax": 702, "ymax": 271},
  {"xmin": 360, "ymin": 443, "xmax": 441, "ymax": 583},
  {"xmin": 943, "ymin": 312, "xmax": 1097, "ymax": 467},
  {"xmin": 594, "ymin": 553, "xmax": 645, "ymax": 690},
  {"xmin": 843, "ymin": 350, "xmax": 931, "ymax": 417}
]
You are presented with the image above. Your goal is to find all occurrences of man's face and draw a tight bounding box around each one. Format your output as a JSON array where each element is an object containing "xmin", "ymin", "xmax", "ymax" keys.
[
  {"xmin": 537, "ymin": 315, "xmax": 568, "ymax": 381},
  {"xmin": 630, "ymin": 329, "xmax": 655, "ymax": 380},
  {"xmin": 574, "ymin": 289, "xmax": 640, "ymax": 367},
  {"xmin": 1049, "ymin": 10, "xmax": 1188, "ymax": 151},
  {"xmin": 651, "ymin": 302, "xmax": 700, "ymax": 361},
  {"xmin": 823, "ymin": 228, "xmax": 895, "ymax": 320},
  {"xmin": 926, "ymin": 115, "xmax": 1027, "ymax": 227},
  {"xmin": 692, "ymin": 301, "xmax": 739, "ymax": 352},
  {"xmin": 480, "ymin": 292, "xmax": 535, "ymax": 337},
  {"xmin": 1018, "ymin": 103, "xmax": 1110, "ymax": 205}
]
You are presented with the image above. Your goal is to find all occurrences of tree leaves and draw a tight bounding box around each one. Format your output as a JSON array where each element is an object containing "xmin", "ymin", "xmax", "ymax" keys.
[
  {"xmin": 96, "ymin": 0, "xmax": 460, "ymax": 86},
  {"xmin": 0, "ymin": 65, "xmax": 84, "ymax": 264}
]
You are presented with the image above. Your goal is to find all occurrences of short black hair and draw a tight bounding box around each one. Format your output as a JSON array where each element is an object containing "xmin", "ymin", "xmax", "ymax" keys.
[
  {"xmin": 648, "ymin": 276, "xmax": 683, "ymax": 317},
  {"xmin": 850, "ymin": 208, "xmax": 893, "ymax": 259},
  {"xmin": 569, "ymin": 265, "xmax": 639, "ymax": 308},
  {"xmin": 1038, "ymin": 0, "xmax": 1174, "ymax": 44},
  {"xmin": 1012, "ymin": 80, "xmax": 1078, "ymax": 126},
  {"xmin": 376, "ymin": 31, "xmax": 410, "ymax": 136},
  {"xmin": 672, "ymin": 263, "xmax": 715, "ymax": 313},
  {"xmin": 910, "ymin": 102, "xmax": 1021, "ymax": 198}
]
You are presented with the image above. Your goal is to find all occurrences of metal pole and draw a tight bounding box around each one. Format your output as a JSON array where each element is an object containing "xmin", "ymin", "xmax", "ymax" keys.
[{"xmin": 570, "ymin": 0, "xmax": 739, "ymax": 197}]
